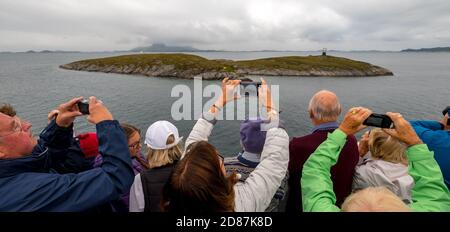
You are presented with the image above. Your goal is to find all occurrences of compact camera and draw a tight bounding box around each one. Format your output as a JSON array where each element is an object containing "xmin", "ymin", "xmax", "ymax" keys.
[
  {"xmin": 240, "ymin": 81, "xmax": 261, "ymax": 97},
  {"xmin": 77, "ymin": 99, "xmax": 90, "ymax": 115},
  {"xmin": 363, "ymin": 113, "xmax": 394, "ymax": 128}
]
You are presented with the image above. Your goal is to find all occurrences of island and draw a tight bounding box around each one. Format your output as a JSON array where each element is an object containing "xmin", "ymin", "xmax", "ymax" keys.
[
  {"xmin": 59, "ymin": 53, "xmax": 393, "ymax": 79},
  {"xmin": 402, "ymin": 47, "xmax": 450, "ymax": 52}
]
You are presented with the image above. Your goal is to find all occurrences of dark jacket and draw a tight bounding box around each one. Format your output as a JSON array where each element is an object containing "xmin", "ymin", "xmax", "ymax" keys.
[
  {"xmin": 140, "ymin": 163, "xmax": 177, "ymax": 212},
  {"xmin": 0, "ymin": 120, "xmax": 134, "ymax": 212},
  {"xmin": 51, "ymin": 137, "xmax": 96, "ymax": 174},
  {"xmin": 286, "ymin": 126, "xmax": 359, "ymax": 212},
  {"xmin": 410, "ymin": 120, "xmax": 450, "ymax": 189}
]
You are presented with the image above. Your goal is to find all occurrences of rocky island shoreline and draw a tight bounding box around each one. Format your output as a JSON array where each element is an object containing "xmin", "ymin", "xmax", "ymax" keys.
[{"xmin": 60, "ymin": 53, "xmax": 393, "ymax": 79}]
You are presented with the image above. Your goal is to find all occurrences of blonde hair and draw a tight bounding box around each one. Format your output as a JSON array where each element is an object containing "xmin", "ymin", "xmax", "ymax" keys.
[
  {"xmin": 369, "ymin": 129, "xmax": 408, "ymax": 165},
  {"xmin": 342, "ymin": 187, "xmax": 410, "ymax": 212},
  {"xmin": 146, "ymin": 135, "xmax": 183, "ymax": 169}
]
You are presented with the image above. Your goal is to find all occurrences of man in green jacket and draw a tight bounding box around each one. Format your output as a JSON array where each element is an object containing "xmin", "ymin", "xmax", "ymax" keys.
[{"xmin": 301, "ymin": 107, "xmax": 450, "ymax": 212}]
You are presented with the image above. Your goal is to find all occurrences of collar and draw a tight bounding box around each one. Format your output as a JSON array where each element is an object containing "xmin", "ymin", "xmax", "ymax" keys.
[
  {"xmin": 0, "ymin": 145, "xmax": 50, "ymax": 178},
  {"xmin": 237, "ymin": 151, "xmax": 260, "ymax": 168},
  {"xmin": 311, "ymin": 121, "xmax": 339, "ymax": 133}
]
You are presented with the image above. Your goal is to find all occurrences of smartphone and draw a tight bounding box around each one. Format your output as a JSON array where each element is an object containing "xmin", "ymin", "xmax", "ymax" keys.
[
  {"xmin": 363, "ymin": 113, "xmax": 394, "ymax": 128},
  {"xmin": 240, "ymin": 81, "xmax": 261, "ymax": 97},
  {"xmin": 442, "ymin": 106, "xmax": 450, "ymax": 116},
  {"xmin": 77, "ymin": 99, "xmax": 90, "ymax": 115}
]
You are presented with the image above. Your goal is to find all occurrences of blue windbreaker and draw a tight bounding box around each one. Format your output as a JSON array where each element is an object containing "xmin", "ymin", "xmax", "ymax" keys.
[{"xmin": 410, "ymin": 120, "xmax": 450, "ymax": 189}]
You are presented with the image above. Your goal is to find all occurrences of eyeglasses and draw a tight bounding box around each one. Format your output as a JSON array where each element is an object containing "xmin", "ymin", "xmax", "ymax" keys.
[
  {"xmin": 0, "ymin": 116, "xmax": 23, "ymax": 138},
  {"xmin": 128, "ymin": 141, "xmax": 141, "ymax": 149}
]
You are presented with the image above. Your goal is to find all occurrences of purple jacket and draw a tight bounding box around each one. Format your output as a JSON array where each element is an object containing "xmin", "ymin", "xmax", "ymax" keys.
[{"xmin": 94, "ymin": 153, "xmax": 146, "ymax": 175}]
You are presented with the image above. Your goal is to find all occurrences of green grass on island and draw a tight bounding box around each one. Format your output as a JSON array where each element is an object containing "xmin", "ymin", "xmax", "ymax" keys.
[{"xmin": 60, "ymin": 53, "xmax": 393, "ymax": 79}]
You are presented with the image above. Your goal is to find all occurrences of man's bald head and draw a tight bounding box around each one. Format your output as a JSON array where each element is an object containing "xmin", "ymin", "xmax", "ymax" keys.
[{"xmin": 308, "ymin": 90, "xmax": 342, "ymax": 122}]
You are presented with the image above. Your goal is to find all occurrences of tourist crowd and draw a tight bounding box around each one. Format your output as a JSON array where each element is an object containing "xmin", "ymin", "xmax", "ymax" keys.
[{"xmin": 0, "ymin": 78, "xmax": 449, "ymax": 212}]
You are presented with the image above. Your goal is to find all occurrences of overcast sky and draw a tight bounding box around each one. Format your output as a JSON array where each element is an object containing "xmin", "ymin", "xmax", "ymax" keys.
[{"xmin": 1, "ymin": 0, "xmax": 450, "ymax": 52}]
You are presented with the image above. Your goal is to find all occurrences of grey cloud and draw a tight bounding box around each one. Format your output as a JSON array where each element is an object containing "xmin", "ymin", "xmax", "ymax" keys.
[{"xmin": 1, "ymin": 0, "xmax": 450, "ymax": 51}]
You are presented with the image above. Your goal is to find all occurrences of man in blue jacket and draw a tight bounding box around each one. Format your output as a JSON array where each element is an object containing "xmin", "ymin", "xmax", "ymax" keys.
[
  {"xmin": 0, "ymin": 96, "xmax": 134, "ymax": 211},
  {"xmin": 410, "ymin": 109, "xmax": 450, "ymax": 189}
]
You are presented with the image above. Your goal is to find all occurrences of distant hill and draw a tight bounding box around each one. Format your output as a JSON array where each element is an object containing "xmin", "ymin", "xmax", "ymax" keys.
[
  {"xmin": 130, "ymin": 43, "xmax": 214, "ymax": 52},
  {"xmin": 402, "ymin": 47, "xmax": 450, "ymax": 52},
  {"xmin": 23, "ymin": 50, "xmax": 80, "ymax": 53}
]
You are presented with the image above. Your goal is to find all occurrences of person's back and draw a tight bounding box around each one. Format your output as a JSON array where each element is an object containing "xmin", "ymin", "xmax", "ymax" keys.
[
  {"xmin": 410, "ymin": 110, "xmax": 450, "ymax": 189},
  {"xmin": 225, "ymin": 156, "xmax": 288, "ymax": 212},
  {"xmin": 224, "ymin": 118, "xmax": 288, "ymax": 212},
  {"xmin": 288, "ymin": 129, "xmax": 358, "ymax": 211},
  {"xmin": 287, "ymin": 90, "xmax": 359, "ymax": 212}
]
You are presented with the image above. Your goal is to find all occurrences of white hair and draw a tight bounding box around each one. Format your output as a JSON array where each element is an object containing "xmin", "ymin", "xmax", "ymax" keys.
[
  {"xmin": 308, "ymin": 90, "xmax": 341, "ymax": 122},
  {"xmin": 341, "ymin": 187, "xmax": 410, "ymax": 212}
]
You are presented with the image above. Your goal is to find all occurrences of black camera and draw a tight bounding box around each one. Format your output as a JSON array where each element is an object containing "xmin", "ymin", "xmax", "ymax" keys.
[
  {"xmin": 240, "ymin": 81, "xmax": 261, "ymax": 97},
  {"xmin": 363, "ymin": 113, "xmax": 394, "ymax": 128},
  {"xmin": 77, "ymin": 99, "xmax": 90, "ymax": 115},
  {"xmin": 442, "ymin": 106, "xmax": 450, "ymax": 116}
]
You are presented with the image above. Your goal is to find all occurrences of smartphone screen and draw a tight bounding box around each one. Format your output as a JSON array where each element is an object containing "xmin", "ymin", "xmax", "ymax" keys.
[
  {"xmin": 240, "ymin": 83, "xmax": 259, "ymax": 97},
  {"xmin": 363, "ymin": 114, "xmax": 393, "ymax": 128}
]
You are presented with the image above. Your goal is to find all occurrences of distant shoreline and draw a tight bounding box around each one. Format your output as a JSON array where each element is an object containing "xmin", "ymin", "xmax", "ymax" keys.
[
  {"xmin": 59, "ymin": 53, "xmax": 393, "ymax": 79},
  {"xmin": 2, "ymin": 49, "xmax": 450, "ymax": 54}
]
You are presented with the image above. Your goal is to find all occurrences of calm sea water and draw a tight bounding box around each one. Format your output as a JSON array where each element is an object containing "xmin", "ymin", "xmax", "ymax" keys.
[{"xmin": 1, "ymin": 51, "xmax": 449, "ymax": 155}]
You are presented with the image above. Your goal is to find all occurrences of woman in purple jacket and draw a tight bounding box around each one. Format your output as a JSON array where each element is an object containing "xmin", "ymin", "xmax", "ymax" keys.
[{"xmin": 93, "ymin": 123, "xmax": 148, "ymax": 212}]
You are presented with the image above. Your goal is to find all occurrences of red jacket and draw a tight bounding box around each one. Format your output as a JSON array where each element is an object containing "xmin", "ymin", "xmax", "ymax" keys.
[{"xmin": 286, "ymin": 128, "xmax": 359, "ymax": 212}]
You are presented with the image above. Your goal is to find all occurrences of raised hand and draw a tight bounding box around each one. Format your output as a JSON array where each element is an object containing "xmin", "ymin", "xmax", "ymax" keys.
[
  {"xmin": 338, "ymin": 107, "xmax": 372, "ymax": 135},
  {"xmin": 55, "ymin": 97, "xmax": 84, "ymax": 127},
  {"xmin": 258, "ymin": 78, "xmax": 273, "ymax": 113},
  {"xmin": 47, "ymin": 109, "xmax": 60, "ymax": 124},
  {"xmin": 358, "ymin": 131, "xmax": 370, "ymax": 157},
  {"xmin": 86, "ymin": 96, "xmax": 113, "ymax": 125},
  {"xmin": 382, "ymin": 112, "xmax": 423, "ymax": 146},
  {"xmin": 209, "ymin": 77, "xmax": 241, "ymax": 113}
]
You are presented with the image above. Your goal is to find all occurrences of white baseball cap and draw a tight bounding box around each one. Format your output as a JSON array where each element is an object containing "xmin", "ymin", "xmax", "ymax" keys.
[{"xmin": 144, "ymin": 120, "xmax": 183, "ymax": 150}]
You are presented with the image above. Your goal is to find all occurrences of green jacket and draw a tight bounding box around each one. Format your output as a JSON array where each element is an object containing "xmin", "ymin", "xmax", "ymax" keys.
[{"xmin": 301, "ymin": 129, "xmax": 450, "ymax": 212}]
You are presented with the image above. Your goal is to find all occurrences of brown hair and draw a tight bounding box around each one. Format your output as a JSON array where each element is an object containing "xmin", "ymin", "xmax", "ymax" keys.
[
  {"xmin": 0, "ymin": 103, "xmax": 16, "ymax": 117},
  {"xmin": 146, "ymin": 135, "xmax": 183, "ymax": 169},
  {"xmin": 120, "ymin": 123, "xmax": 141, "ymax": 140},
  {"xmin": 369, "ymin": 129, "xmax": 408, "ymax": 165},
  {"xmin": 120, "ymin": 123, "xmax": 149, "ymax": 169},
  {"xmin": 161, "ymin": 141, "xmax": 238, "ymax": 212}
]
